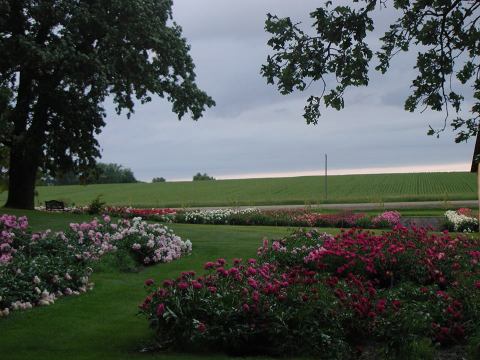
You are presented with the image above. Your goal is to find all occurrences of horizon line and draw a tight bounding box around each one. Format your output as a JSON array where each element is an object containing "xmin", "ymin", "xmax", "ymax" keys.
[{"xmin": 151, "ymin": 162, "xmax": 472, "ymax": 182}]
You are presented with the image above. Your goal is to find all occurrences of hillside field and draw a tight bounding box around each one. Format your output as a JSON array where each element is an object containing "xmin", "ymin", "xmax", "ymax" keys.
[{"xmin": 1, "ymin": 172, "xmax": 476, "ymax": 208}]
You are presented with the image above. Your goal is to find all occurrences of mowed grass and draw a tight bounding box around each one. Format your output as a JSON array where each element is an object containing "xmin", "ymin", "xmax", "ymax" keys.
[
  {"xmin": 0, "ymin": 172, "xmax": 476, "ymax": 208},
  {"xmin": 0, "ymin": 209, "xmax": 345, "ymax": 360}
]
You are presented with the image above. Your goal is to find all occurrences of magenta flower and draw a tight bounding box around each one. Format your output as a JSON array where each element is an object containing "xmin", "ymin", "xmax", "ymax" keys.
[
  {"xmin": 177, "ymin": 282, "xmax": 189, "ymax": 290},
  {"xmin": 156, "ymin": 303, "xmax": 165, "ymax": 316},
  {"xmin": 247, "ymin": 277, "xmax": 258, "ymax": 289}
]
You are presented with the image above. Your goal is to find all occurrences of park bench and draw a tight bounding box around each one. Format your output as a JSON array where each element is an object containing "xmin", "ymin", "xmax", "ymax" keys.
[{"xmin": 45, "ymin": 200, "xmax": 65, "ymax": 211}]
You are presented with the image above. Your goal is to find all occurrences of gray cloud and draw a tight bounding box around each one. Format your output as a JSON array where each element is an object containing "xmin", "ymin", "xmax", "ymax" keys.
[{"xmin": 97, "ymin": 1, "xmax": 475, "ymax": 181}]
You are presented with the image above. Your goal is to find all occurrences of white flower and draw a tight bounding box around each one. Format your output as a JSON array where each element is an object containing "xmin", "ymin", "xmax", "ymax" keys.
[{"xmin": 33, "ymin": 275, "xmax": 41, "ymax": 284}]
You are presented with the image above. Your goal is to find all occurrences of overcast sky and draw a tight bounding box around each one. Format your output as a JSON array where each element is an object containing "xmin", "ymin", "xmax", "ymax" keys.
[{"xmin": 97, "ymin": 0, "xmax": 475, "ymax": 182}]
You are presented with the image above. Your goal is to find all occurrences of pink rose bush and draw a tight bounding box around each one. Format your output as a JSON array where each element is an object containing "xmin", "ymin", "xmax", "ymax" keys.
[
  {"xmin": 0, "ymin": 215, "xmax": 191, "ymax": 318},
  {"xmin": 371, "ymin": 210, "xmax": 401, "ymax": 227},
  {"xmin": 140, "ymin": 227, "xmax": 480, "ymax": 357}
]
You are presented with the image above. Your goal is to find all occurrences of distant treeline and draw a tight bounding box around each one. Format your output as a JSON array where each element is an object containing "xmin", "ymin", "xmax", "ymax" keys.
[{"xmin": 42, "ymin": 163, "xmax": 137, "ymax": 185}]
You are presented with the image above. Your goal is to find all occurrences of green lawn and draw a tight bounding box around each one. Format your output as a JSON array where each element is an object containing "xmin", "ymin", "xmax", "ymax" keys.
[
  {"xmin": 0, "ymin": 172, "xmax": 476, "ymax": 208},
  {"xmin": 0, "ymin": 210, "xmax": 344, "ymax": 360}
]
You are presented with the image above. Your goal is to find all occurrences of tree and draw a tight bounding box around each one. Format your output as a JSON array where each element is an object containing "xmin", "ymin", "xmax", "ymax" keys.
[
  {"xmin": 94, "ymin": 163, "xmax": 137, "ymax": 184},
  {"xmin": 0, "ymin": 145, "xmax": 8, "ymax": 192},
  {"xmin": 152, "ymin": 177, "xmax": 166, "ymax": 183},
  {"xmin": 193, "ymin": 172, "xmax": 215, "ymax": 181},
  {"xmin": 262, "ymin": 1, "xmax": 479, "ymax": 147},
  {"xmin": 0, "ymin": 0, "xmax": 214, "ymax": 209}
]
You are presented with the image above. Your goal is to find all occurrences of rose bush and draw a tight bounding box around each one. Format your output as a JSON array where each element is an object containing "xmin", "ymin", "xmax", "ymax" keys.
[{"xmin": 140, "ymin": 226, "xmax": 480, "ymax": 358}]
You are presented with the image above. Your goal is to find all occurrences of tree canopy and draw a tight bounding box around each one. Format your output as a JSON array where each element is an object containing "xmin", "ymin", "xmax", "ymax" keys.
[
  {"xmin": 0, "ymin": 0, "xmax": 214, "ymax": 208},
  {"xmin": 152, "ymin": 177, "xmax": 166, "ymax": 183},
  {"xmin": 50, "ymin": 163, "xmax": 137, "ymax": 185},
  {"xmin": 262, "ymin": 0, "xmax": 480, "ymax": 144},
  {"xmin": 193, "ymin": 172, "xmax": 215, "ymax": 181}
]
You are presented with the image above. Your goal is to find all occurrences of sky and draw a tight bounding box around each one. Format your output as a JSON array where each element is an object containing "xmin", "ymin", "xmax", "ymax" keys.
[{"xmin": 97, "ymin": 0, "xmax": 475, "ymax": 182}]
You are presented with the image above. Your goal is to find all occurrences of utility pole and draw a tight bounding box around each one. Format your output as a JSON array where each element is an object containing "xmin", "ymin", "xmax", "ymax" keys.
[{"xmin": 324, "ymin": 153, "xmax": 328, "ymax": 202}]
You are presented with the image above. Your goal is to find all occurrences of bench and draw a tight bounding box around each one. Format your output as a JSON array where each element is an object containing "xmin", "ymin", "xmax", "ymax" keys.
[{"xmin": 45, "ymin": 200, "xmax": 65, "ymax": 211}]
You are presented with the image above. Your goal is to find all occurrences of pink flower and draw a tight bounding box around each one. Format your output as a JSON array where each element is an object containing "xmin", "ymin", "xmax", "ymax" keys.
[
  {"xmin": 177, "ymin": 282, "xmax": 189, "ymax": 290},
  {"xmin": 144, "ymin": 278, "xmax": 155, "ymax": 286},
  {"xmin": 191, "ymin": 281, "xmax": 202, "ymax": 289},
  {"xmin": 204, "ymin": 262, "xmax": 215, "ymax": 270},
  {"xmin": 163, "ymin": 280, "xmax": 174, "ymax": 288},
  {"xmin": 156, "ymin": 303, "xmax": 165, "ymax": 316},
  {"xmin": 207, "ymin": 286, "xmax": 217, "ymax": 293},
  {"xmin": 242, "ymin": 303, "xmax": 250, "ymax": 312},
  {"xmin": 474, "ymin": 280, "xmax": 480, "ymax": 290},
  {"xmin": 247, "ymin": 277, "xmax": 258, "ymax": 289}
]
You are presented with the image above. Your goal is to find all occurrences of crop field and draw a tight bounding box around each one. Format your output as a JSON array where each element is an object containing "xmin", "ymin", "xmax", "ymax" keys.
[{"xmin": 0, "ymin": 172, "xmax": 476, "ymax": 208}]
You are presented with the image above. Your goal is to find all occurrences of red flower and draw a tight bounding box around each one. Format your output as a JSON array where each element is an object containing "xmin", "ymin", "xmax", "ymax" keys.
[
  {"xmin": 197, "ymin": 322, "xmax": 206, "ymax": 333},
  {"xmin": 392, "ymin": 300, "xmax": 401, "ymax": 311},
  {"xmin": 144, "ymin": 278, "xmax": 154, "ymax": 286}
]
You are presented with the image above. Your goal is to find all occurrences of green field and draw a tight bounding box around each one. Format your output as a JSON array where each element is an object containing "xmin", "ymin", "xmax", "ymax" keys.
[
  {"xmin": 0, "ymin": 172, "xmax": 476, "ymax": 208},
  {"xmin": 0, "ymin": 209, "xmax": 338, "ymax": 360}
]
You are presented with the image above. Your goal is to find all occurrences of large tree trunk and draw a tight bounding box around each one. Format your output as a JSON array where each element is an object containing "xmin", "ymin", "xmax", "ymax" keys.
[
  {"xmin": 4, "ymin": 73, "xmax": 48, "ymax": 209},
  {"xmin": 471, "ymin": 130, "xmax": 480, "ymax": 232},
  {"xmin": 5, "ymin": 144, "xmax": 39, "ymax": 209}
]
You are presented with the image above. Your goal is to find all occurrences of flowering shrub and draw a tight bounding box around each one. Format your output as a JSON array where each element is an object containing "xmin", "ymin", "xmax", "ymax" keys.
[
  {"xmin": 0, "ymin": 215, "xmax": 94, "ymax": 318},
  {"xmin": 0, "ymin": 215, "xmax": 191, "ymax": 318},
  {"xmin": 445, "ymin": 209, "xmax": 478, "ymax": 232},
  {"xmin": 293, "ymin": 211, "xmax": 371, "ymax": 228},
  {"xmin": 0, "ymin": 214, "xmax": 28, "ymax": 264},
  {"xmin": 140, "ymin": 227, "xmax": 480, "ymax": 357},
  {"xmin": 372, "ymin": 210, "xmax": 401, "ymax": 227},
  {"xmin": 65, "ymin": 216, "xmax": 191, "ymax": 265},
  {"xmin": 104, "ymin": 207, "xmax": 177, "ymax": 222},
  {"xmin": 179, "ymin": 208, "xmax": 258, "ymax": 224}
]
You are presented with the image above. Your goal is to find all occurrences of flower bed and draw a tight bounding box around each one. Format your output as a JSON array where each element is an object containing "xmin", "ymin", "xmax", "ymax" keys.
[
  {"xmin": 140, "ymin": 227, "xmax": 480, "ymax": 357},
  {"xmin": 0, "ymin": 215, "xmax": 191, "ymax": 318},
  {"xmin": 103, "ymin": 207, "xmax": 177, "ymax": 222},
  {"xmin": 38, "ymin": 205, "xmax": 402, "ymax": 229}
]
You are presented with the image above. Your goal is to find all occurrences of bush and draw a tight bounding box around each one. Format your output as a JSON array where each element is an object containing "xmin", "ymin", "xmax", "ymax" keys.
[
  {"xmin": 445, "ymin": 210, "xmax": 478, "ymax": 232},
  {"xmin": 87, "ymin": 195, "xmax": 106, "ymax": 215},
  {"xmin": 140, "ymin": 226, "xmax": 480, "ymax": 358},
  {"xmin": 0, "ymin": 214, "xmax": 191, "ymax": 318}
]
